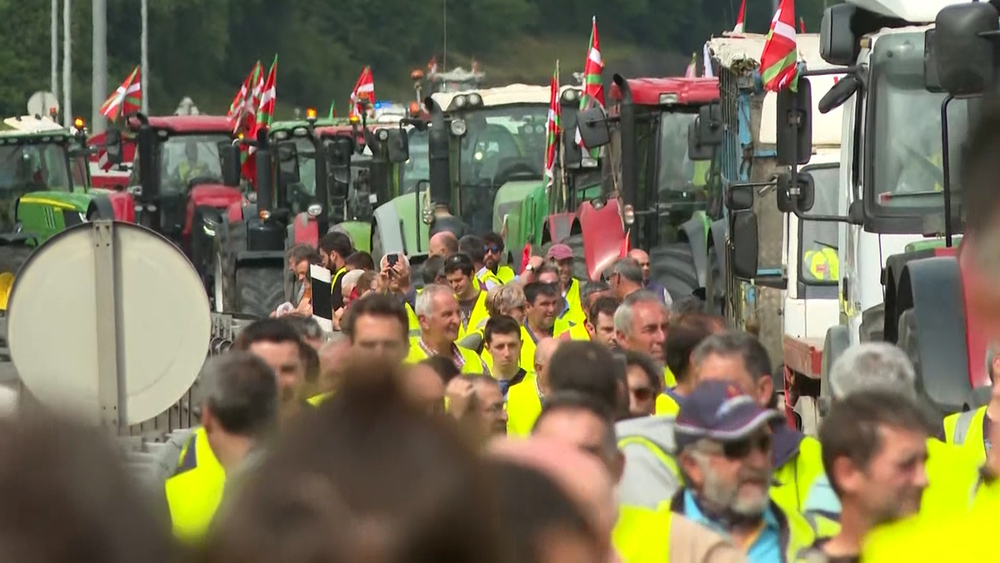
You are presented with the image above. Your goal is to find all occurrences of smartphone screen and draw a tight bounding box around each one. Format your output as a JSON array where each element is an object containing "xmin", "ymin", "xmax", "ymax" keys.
[{"xmin": 387, "ymin": 254, "xmax": 399, "ymax": 268}]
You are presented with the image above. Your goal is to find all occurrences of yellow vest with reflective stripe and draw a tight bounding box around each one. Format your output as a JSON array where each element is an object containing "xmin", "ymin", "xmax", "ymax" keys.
[
  {"xmin": 612, "ymin": 504, "xmax": 673, "ymax": 563},
  {"xmin": 507, "ymin": 372, "xmax": 542, "ymax": 437},
  {"xmin": 555, "ymin": 320, "xmax": 590, "ymax": 341},
  {"xmin": 405, "ymin": 342, "xmax": 488, "ymax": 375},
  {"xmin": 477, "ymin": 268, "xmax": 503, "ymax": 289},
  {"xmin": 404, "ymin": 302, "xmax": 421, "ymax": 339},
  {"xmin": 771, "ymin": 436, "xmax": 830, "ymax": 526},
  {"xmin": 943, "ymin": 406, "xmax": 987, "ymax": 464},
  {"xmin": 457, "ymin": 291, "xmax": 491, "ymax": 341},
  {"xmin": 803, "ymin": 248, "xmax": 839, "ymax": 281},
  {"xmin": 165, "ymin": 429, "xmax": 226, "ymax": 542},
  {"xmin": 495, "ymin": 265, "xmax": 515, "ymax": 284},
  {"xmin": 331, "ymin": 267, "xmax": 347, "ymax": 294},
  {"xmin": 663, "ymin": 366, "xmax": 676, "ymax": 389}
]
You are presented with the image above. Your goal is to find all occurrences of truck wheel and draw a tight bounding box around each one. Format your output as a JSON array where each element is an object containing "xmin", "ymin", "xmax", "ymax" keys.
[
  {"xmin": 235, "ymin": 266, "xmax": 285, "ymax": 318},
  {"xmin": 650, "ymin": 243, "xmax": 699, "ymax": 302}
]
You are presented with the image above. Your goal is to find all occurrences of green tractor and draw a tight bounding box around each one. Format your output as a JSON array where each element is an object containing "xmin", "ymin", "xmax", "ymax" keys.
[
  {"xmin": 209, "ymin": 112, "xmax": 409, "ymax": 316},
  {"xmin": 370, "ymin": 84, "xmax": 551, "ymax": 264},
  {"xmin": 0, "ymin": 115, "xmax": 128, "ymax": 308}
]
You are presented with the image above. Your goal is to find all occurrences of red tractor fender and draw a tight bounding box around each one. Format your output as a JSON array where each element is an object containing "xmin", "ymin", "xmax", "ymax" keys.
[
  {"xmin": 292, "ymin": 211, "xmax": 320, "ymax": 247},
  {"xmin": 183, "ymin": 184, "xmax": 243, "ymax": 239},
  {"xmin": 578, "ymin": 199, "xmax": 625, "ymax": 280},
  {"xmin": 104, "ymin": 191, "xmax": 136, "ymax": 222},
  {"xmin": 544, "ymin": 212, "xmax": 574, "ymax": 244},
  {"xmin": 956, "ymin": 241, "xmax": 1000, "ymax": 390}
]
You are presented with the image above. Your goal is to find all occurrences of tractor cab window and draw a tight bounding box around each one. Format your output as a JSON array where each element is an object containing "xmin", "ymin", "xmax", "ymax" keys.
[
  {"xmin": 160, "ymin": 134, "xmax": 227, "ymax": 195},
  {"xmin": 870, "ymin": 31, "xmax": 970, "ymax": 214},
  {"xmin": 656, "ymin": 111, "xmax": 700, "ymax": 195},
  {"xmin": 71, "ymin": 153, "xmax": 89, "ymax": 188},
  {"xmin": 0, "ymin": 142, "xmax": 72, "ymax": 195},
  {"xmin": 283, "ymin": 137, "xmax": 317, "ymax": 215},
  {"xmin": 799, "ymin": 164, "xmax": 840, "ymax": 285},
  {"xmin": 402, "ymin": 128, "xmax": 429, "ymax": 194},
  {"xmin": 455, "ymin": 104, "xmax": 547, "ymax": 234}
]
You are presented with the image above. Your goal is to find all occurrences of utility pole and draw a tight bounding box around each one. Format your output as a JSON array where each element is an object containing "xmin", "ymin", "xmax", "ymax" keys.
[
  {"xmin": 141, "ymin": 0, "xmax": 148, "ymax": 114},
  {"xmin": 92, "ymin": 0, "xmax": 107, "ymax": 133},
  {"xmin": 51, "ymin": 0, "xmax": 59, "ymax": 101},
  {"xmin": 62, "ymin": 0, "xmax": 71, "ymax": 127}
]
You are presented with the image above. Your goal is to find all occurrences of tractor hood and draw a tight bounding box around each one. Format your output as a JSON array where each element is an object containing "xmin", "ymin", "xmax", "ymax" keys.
[
  {"xmin": 18, "ymin": 191, "xmax": 93, "ymax": 212},
  {"xmin": 189, "ymin": 184, "xmax": 243, "ymax": 209},
  {"xmin": 493, "ymin": 179, "xmax": 544, "ymax": 233}
]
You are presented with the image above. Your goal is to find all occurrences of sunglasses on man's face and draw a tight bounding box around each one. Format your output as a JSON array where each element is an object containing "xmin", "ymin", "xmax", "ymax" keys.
[
  {"xmin": 631, "ymin": 386, "xmax": 655, "ymax": 402},
  {"xmin": 720, "ymin": 433, "xmax": 772, "ymax": 460},
  {"xmin": 484, "ymin": 245, "xmax": 503, "ymax": 254}
]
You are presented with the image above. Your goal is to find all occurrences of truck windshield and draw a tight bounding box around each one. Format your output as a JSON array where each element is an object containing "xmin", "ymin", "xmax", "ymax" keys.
[
  {"xmin": 160, "ymin": 134, "xmax": 227, "ymax": 195},
  {"xmin": 402, "ymin": 128, "xmax": 429, "ymax": 194},
  {"xmin": 800, "ymin": 164, "xmax": 840, "ymax": 285},
  {"xmin": 0, "ymin": 141, "xmax": 72, "ymax": 195},
  {"xmin": 656, "ymin": 111, "xmax": 700, "ymax": 195},
  {"xmin": 871, "ymin": 31, "xmax": 970, "ymax": 213}
]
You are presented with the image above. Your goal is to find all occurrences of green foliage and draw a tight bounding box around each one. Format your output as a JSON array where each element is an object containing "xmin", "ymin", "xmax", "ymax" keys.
[{"xmin": 1, "ymin": 0, "xmax": 838, "ymax": 120}]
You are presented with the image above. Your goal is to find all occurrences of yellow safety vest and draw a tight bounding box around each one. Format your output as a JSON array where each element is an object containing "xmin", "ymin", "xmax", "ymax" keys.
[
  {"xmin": 655, "ymin": 390, "xmax": 681, "ymax": 416},
  {"xmin": 555, "ymin": 320, "xmax": 590, "ymax": 341},
  {"xmin": 612, "ymin": 504, "xmax": 673, "ymax": 562},
  {"xmin": 164, "ymin": 428, "xmax": 226, "ymax": 542},
  {"xmin": 331, "ymin": 267, "xmax": 347, "ymax": 295},
  {"xmin": 404, "ymin": 302, "xmax": 421, "ymax": 340},
  {"xmin": 663, "ymin": 366, "xmax": 677, "ymax": 389},
  {"xmin": 477, "ymin": 268, "xmax": 503, "ymax": 289},
  {"xmin": 943, "ymin": 406, "xmax": 988, "ymax": 464},
  {"xmin": 803, "ymin": 248, "xmax": 839, "ymax": 281},
  {"xmin": 507, "ymin": 372, "xmax": 543, "ymax": 437},
  {"xmin": 495, "ymin": 265, "xmax": 515, "ymax": 284},
  {"xmin": 771, "ymin": 436, "xmax": 832, "ymax": 532},
  {"xmin": 405, "ymin": 341, "xmax": 488, "ymax": 375},
  {"xmin": 178, "ymin": 160, "xmax": 210, "ymax": 184},
  {"xmin": 457, "ymin": 291, "xmax": 491, "ymax": 341},
  {"xmin": 307, "ymin": 390, "xmax": 334, "ymax": 406}
]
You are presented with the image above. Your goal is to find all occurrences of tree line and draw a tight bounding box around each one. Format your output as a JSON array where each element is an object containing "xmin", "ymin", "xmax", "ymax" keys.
[{"xmin": 0, "ymin": 0, "xmax": 839, "ymax": 120}]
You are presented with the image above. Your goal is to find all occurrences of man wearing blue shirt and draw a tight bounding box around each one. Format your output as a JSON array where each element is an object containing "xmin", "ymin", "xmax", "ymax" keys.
[{"xmin": 670, "ymin": 380, "xmax": 816, "ymax": 562}]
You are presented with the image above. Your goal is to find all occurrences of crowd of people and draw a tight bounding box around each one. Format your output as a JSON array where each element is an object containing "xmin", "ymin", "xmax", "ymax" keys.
[{"xmin": 16, "ymin": 104, "xmax": 1000, "ymax": 562}]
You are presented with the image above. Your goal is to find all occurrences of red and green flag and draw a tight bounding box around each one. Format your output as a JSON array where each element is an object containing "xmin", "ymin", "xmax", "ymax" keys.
[
  {"xmin": 575, "ymin": 16, "xmax": 605, "ymax": 155},
  {"xmin": 684, "ymin": 52, "xmax": 698, "ymax": 78},
  {"xmin": 231, "ymin": 61, "xmax": 262, "ymax": 135},
  {"xmin": 544, "ymin": 62, "xmax": 560, "ymax": 188},
  {"xmin": 733, "ymin": 0, "xmax": 746, "ymax": 34},
  {"xmin": 760, "ymin": 0, "xmax": 800, "ymax": 92},
  {"xmin": 256, "ymin": 55, "xmax": 277, "ymax": 131},
  {"xmin": 100, "ymin": 66, "xmax": 141, "ymax": 122}
]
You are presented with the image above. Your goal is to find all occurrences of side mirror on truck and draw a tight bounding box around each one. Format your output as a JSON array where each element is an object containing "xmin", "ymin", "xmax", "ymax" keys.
[
  {"xmin": 726, "ymin": 184, "xmax": 755, "ymax": 212},
  {"xmin": 820, "ymin": 3, "xmax": 859, "ymax": 66},
  {"xmin": 776, "ymin": 77, "xmax": 813, "ymax": 167},
  {"xmin": 218, "ymin": 141, "xmax": 241, "ymax": 187},
  {"xmin": 576, "ymin": 107, "xmax": 611, "ymax": 149},
  {"xmin": 776, "ymin": 171, "xmax": 815, "ymax": 213},
  {"xmin": 105, "ymin": 129, "xmax": 123, "ymax": 165},
  {"xmin": 697, "ymin": 103, "xmax": 723, "ymax": 146},
  {"xmin": 730, "ymin": 210, "xmax": 759, "ymax": 280},
  {"xmin": 818, "ymin": 74, "xmax": 859, "ymax": 114},
  {"xmin": 386, "ymin": 128, "xmax": 410, "ymax": 164},
  {"xmin": 933, "ymin": 3, "xmax": 999, "ymax": 97}
]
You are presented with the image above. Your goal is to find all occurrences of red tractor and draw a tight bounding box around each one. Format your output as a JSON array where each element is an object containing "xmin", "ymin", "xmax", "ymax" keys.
[
  {"xmin": 103, "ymin": 114, "xmax": 243, "ymax": 288},
  {"xmin": 578, "ymin": 76, "xmax": 723, "ymax": 296}
]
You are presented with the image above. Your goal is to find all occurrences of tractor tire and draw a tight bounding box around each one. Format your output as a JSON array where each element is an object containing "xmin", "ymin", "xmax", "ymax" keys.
[
  {"xmin": 705, "ymin": 246, "xmax": 725, "ymax": 316},
  {"xmin": 860, "ymin": 304, "xmax": 885, "ymax": 343},
  {"xmin": 234, "ymin": 266, "xmax": 285, "ymax": 318},
  {"xmin": 650, "ymin": 243, "xmax": 700, "ymax": 302}
]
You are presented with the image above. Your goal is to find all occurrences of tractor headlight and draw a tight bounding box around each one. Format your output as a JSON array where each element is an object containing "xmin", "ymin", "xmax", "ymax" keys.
[
  {"xmin": 468, "ymin": 93, "xmax": 483, "ymax": 106},
  {"xmin": 623, "ymin": 204, "xmax": 635, "ymax": 226},
  {"xmin": 453, "ymin": 95, "xmax": 467, "ymax": 109},
  {"xmin": 659, "ymin": 93, "xmax": 679, "ymax": 105},
  {"xmin": 377, "ymin": 129, "xmax": 389, "ymax": 141},
  {"xmin": 307, "ymin": 204, "xmax": 323, "ymax": 217},
  {"xmin": 450, "ymin": 118, "xmax": 468, "ymax": 137},
  {"xmin": 561, "ymin": 89, "xmax": 580, "ymax": 103}
]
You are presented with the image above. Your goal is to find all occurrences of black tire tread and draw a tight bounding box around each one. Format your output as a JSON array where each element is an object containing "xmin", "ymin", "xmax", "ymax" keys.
[
  {"xmin": 650, "ymin": 243, "xmax": 699, "ymax": 301},
  {"xmin": 235, "ymin": 266, "xmax": 285, "ymax": 318}
]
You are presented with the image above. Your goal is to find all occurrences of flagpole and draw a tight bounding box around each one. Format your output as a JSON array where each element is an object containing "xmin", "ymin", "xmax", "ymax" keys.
[
  {"xmin": 141, "ymin": 0, "xmax": 149, "ymax": 114},
  {"xmin": 92, "ymin": 0, "xmax": 108, "ymax": 133},
  {"xmin": 51, "ymin": 0, "xmax": 59, "ymax": 102},
  {"xmin": 557, "ymin": 60, "xmax": 568, "ymax": 210},
  {"xmin": 63, "ymin": 0, "xmax": 72, "ymax": 127}
]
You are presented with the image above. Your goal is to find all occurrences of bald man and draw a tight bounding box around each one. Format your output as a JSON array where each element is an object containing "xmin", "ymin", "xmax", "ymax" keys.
[
  {"xmin": 506, "ymin": 337, "xmax": 560, "ymax": 436},
  {"xmin": 429, "ymin": 232, "xmax": 459, "ymax": 259},
  {"xmin": 628, "ymin": 249, "xmax": 670, "ymax": 304}
]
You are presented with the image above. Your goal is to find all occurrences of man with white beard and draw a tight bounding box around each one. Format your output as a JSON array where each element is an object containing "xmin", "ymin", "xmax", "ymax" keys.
[{"xmin": 670, "ymin": 380, "xmax": 817, "ymax": 563}]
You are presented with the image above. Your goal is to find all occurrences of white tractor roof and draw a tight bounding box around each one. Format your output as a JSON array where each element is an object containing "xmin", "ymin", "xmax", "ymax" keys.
[
  {"xmin": 707, "ymin": 34, "xmax": 843, "ymax": 149},
  {"xmin": 846, "ymin": 0, "xmax": 972, "ymax": 24},
  {"xmin": 432, "ymin": 83, "xmax": 571, "ymax": 109},
  {"xmin": 3, "ymin": 115, "xmax": 66, "ymax": 133}
]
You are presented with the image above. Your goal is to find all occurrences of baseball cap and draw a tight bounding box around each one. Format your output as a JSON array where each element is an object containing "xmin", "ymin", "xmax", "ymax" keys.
[
  {"xmin": 674, "ymin": 380, "xmax": 782, "ymax": 450},
  {"xmin": 546, "ymin": 244, "xmax": 573, "ymax": 261}
]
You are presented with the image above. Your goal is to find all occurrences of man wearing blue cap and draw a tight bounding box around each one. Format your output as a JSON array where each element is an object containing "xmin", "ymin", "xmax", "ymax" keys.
[{"xmin": 670, "ymin": 380, "xmax": 816, "ymax": 563}]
